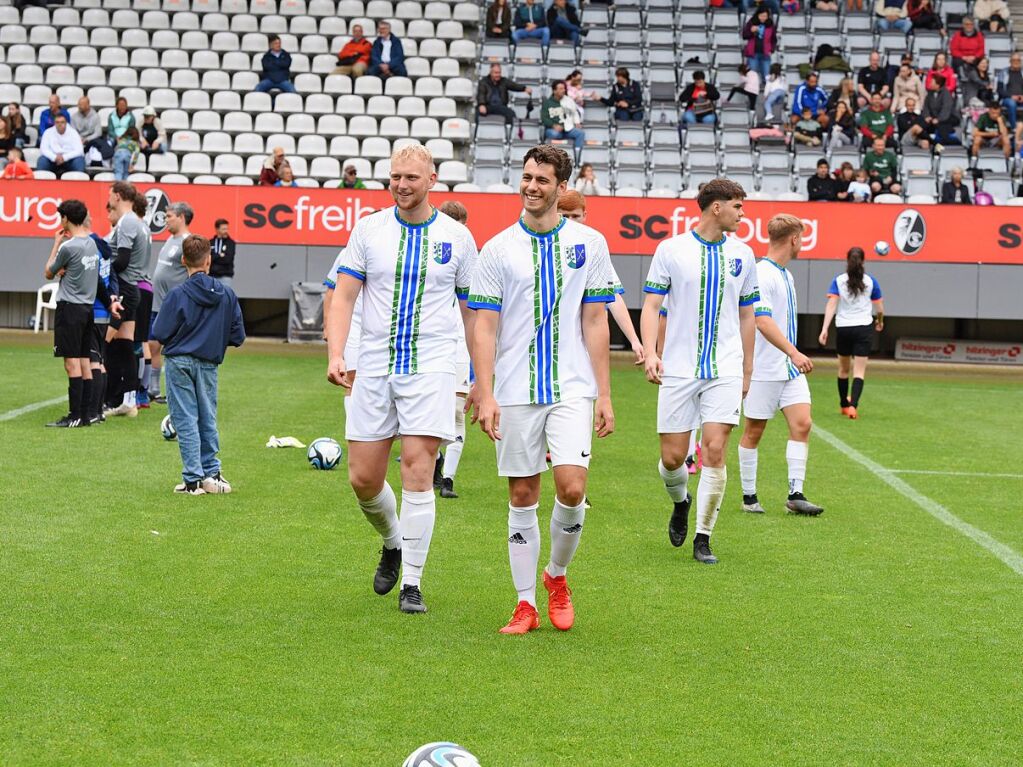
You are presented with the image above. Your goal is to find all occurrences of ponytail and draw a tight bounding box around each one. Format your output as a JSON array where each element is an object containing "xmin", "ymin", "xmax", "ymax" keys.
[{"xmin": 846, "ymin": 247, "xmax": 866, "ymax": 297}]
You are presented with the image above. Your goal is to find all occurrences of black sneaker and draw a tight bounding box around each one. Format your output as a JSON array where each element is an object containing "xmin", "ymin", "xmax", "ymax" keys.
[
  {"xmin": 742, "ymin": 493, "xmax": 766, "ymax": 513},
  {"xmin": 693, "ymin": 534, "xmax": 718, "ymax": 565},
  {"xmin": 373, "ymin": 546, "xmax": 402, "ymax": 595},
  {"xmin": 88, "ymin": 414, "xmax": 104, "ymax": 425},
  {"xmin": 46, "ymin": 413, "xmax": 76, "ymax": 428},
  {"xmin": 432, "ymin": 453, "xmax": 444, "ymax": 489},
  {"xmin": 173, "ymin": 480, "xmax": 206, "ymax": 496},
  {"xmin": 668, "ymin": 494, "xmax": 691, "ymax": 547},
  {"xmin": 69, "ymin": 416, "xmax": 89, "ymax": 428},
  {"xmin": 398, "ymin": 584, "xmax": 428, "ymax": 613},
  {"xmin": 786, "ymin": 492, "xmax": 824, "ymax": 516},
  {"xmin": 439, "ymin": 477, "xmax": 458, "ymax": 499},
  {"xmin": 153, "ymin": 394, "xmax": 167, "ymax": 404}
]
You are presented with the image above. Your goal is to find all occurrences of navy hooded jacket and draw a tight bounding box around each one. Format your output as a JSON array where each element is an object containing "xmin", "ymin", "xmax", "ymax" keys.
[{"xmin": 153, "ymin": 272, "xmax": 245, "ymax": 364}]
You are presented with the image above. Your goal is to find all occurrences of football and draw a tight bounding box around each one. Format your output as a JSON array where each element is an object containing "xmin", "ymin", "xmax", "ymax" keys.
[
  {"xmin": 160, "ymin": 415, "xmax": 176, "ymax": 441},
  {"xmin": 306, "ymin": 437, "xmax": 342, "ymax": 470},
  {"xmin": 874, "ymin": 240, "xmax": 890, "ymax": 257},
  {"xmin": 402, "ymin": 743, "xmax": 481, "ymax": 767}
]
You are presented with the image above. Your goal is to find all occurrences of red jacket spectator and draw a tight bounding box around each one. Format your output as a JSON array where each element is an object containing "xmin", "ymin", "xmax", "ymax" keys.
[
  {"xmin": 741, "ymin": 12, "xmax": 777, "ymax": 58},
  {"xmin": 2, "ymin": 157, "xmax": 34, "ymax": 179},
  {"xmin": 338, "ymin": 36, "xmax": 372, "ymax": 67},
  {"xmin": 925, "ymin": 55, "xmax": 958, "ymax": 93},
  {"xmin": 949, "ymin": 25, "xmax": 985, "ymax": 62}
]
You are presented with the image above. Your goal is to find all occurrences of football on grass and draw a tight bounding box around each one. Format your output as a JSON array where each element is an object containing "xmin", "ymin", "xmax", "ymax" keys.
[
  {"xmin": 403, "ymin": 743, "xmax": 480, "ymax": 767},
  {"xmin": 307, "ymin": 438, "xmax": 342, "ymax": 470}
]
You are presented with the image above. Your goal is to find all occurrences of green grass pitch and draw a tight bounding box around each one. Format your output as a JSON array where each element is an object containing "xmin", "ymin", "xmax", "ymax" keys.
[{"xmin": 2, "ymin": 333, "xmax": 1022, "ymax": 766}]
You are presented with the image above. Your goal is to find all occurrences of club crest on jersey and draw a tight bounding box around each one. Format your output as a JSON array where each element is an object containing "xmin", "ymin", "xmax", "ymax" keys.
[
  {"xmin": 728, "ymin": 257, "xmax": 743, "ymax": 277},
  {"xmin": 565, "ymin": 244, "xmax": 586, "ymax": 269},
  {"xmin": 432, "ymin": 242, "xmax": 452, "ymax": 265}
]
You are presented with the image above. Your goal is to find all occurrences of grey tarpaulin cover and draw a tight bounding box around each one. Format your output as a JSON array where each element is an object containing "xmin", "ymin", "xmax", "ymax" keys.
[{"xmin": 288, "ymin": 281, "xmax": 326, "ymax": 343}]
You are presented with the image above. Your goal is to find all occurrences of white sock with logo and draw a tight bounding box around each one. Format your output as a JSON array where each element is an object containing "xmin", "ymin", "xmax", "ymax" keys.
[
  {"xmin": 738, "ymin": 445, "xmax": 758, "ymax": 496},
  {"xmin": 696, "ymin": 466, "xmax": 727, "ymax": 536},
  {"xmin": 442, "ymin": 401, "xmax": 466, "ymax": 479},
  {"xmin": 508, "ymin": 504, "xmax": 541, "ymax": 606},
  {"xmin": 547, "ymin": 497, "xmax": 586, "ymax": 578},
  {"xmin": 659, "ymin": 459, "xmax": 689, "ymax": 503},
  {"xmin": 787, "ymin": 440, "xmax": 808, "ymax": 495},
  {"xmin": 399, "ymin": 489, "xmax": 436, "ymax": 588},
  {"xmin": 358, "ymin": 482, "xmax": 401, "ymax": 551}
]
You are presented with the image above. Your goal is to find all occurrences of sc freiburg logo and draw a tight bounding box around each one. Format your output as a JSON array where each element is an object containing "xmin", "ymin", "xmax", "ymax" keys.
[
  {"xmin": 144, "ymin": 188, "xmax": 170, "ymax": 235},
  {"xmin": 893, "ymin": 208, "xmax": 926, "ymax": 256}
]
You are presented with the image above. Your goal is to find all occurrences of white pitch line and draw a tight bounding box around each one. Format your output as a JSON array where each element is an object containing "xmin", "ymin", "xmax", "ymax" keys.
[
  {"xmin": 0, "ymin": 396, "xmax": 65, "ymax": 423},
  {"xmin": 890, "ymin": 469, "xmax": 1023, "ymax": 480},
  {"xmin": 814, "ymin": 425, "xmax": 1023, "ymax": 577}
]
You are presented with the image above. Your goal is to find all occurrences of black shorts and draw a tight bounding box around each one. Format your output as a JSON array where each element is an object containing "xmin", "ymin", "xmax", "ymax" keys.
[
  {"xmin": 89, "ymin": 322, "xmax": 108, "ymax": 365},
  {"xmin": 110, "ymin": 281, "xmax": 139, "ymax": 329},
  {"xmin": 134, "ymin": 287, "xmax": 154, "ymax": 342},
  {"xmin": 836, "ymin": 324, "xmax": 874, "ymax": 357},
  {"xmin": 53, "ymin": 302, "xmax": 95, "ymax": 359}
]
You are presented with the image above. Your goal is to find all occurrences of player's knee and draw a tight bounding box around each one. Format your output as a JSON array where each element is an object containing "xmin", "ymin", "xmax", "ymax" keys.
[
  {"xmin": 509, "ymin": 486, "xmax": 537, "ymax": 507},
  {"xmin": 792, "ymin": 417, "xmax": 812, "ymax": 440},
  {"xmin": 701, "ymin": 437, "xmax": 727, "ymax": 465},
  {"xmin": 556, "ymin": 481, "xmax": 586, "ymax": 507}
]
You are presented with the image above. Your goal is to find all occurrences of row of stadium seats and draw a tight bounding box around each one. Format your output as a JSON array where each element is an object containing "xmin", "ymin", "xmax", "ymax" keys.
[{"xmin": 0, "ymin": 0, "xmax": 470, "ymax": 16}]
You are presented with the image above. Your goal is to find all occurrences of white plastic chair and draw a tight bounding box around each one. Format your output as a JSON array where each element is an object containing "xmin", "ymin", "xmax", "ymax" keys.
[{"xmin": 34, "ymin": 283, "xmax": 59, "ymax": 333}]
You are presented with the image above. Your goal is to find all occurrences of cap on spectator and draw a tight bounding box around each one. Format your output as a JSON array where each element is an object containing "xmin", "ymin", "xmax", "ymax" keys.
[{"xmin": 142, "ymin": 106, "xmax": 157, "ymax": 116}]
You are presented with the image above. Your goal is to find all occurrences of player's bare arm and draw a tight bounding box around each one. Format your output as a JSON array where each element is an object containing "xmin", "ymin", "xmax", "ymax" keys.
[
  {"xmin": 755, "ymin": 315, "xmax": 813, "ymax": 374},
  {"xmin": 608, "ymin": 294, "xmax": 644, "ymax": 365},
  {"xmin": 326, "ymin": 274, "xmax": 362, "ymax": 388},
  {"xmin": 471, "ymin": 308, "xmax": 501, "ymax": 440},
  {"xmin": 819, "ymin": 294, "xmax": 839, "ymax": 345},
  {"xmin": 874, "ymin": 298, "xmax": 885, "ymax": 331},
  {"xmin": 582, "ymin": 301, "xmax": 614, "ymax": 438},
  {"xmin": 740, "ymin": 303, "xmax": 756, "ymax": 397},
  {"xmin": 640, "ymin": 291, "xmax": 665, "ymax": 385}
]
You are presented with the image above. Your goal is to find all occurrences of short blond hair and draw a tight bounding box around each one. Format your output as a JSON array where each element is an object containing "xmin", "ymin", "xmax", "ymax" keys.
[
  {"xmin": 390, "ymin": 143, "xmax": 435, "ymax": 170},
  {"xmin": 767, "ymin": 213, "xmax": 804, "ymax": 243}
]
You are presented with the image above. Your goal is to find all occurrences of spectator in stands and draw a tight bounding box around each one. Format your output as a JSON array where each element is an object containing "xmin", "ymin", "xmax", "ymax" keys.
[
  {"xmin": 744, "ymin": 0, "xmax": 781, "ymax": 13},
  {"xmin": 71, "ymin": 97, "xmax": 102, "ymax": 153},
  {"xmin": 39, "ymin": 93, "xmax": 71, "ymax": 137},
  {"xmin": 763, "ymin": 63, "xmax": 787, "ymax": 125},
  {"xmin": 828, "ymin": 101, "xmax": 857, "ymax": 146},
  {"xmin": 680, "ymin": 71, "xmax": 720, "ymax": 125},
  {"xmin": 925, "ymin": 53, "xmax": 957, "ymax": 93},
  {"xmin": 339, "ymin": 164, "xmax": 368, "ymax": 189},
  {"xmin": 255, "ymin": 35, "xmax": 297, "ymax": 95},
  {"xmin": 874, "ymin": 0, "xmax": 911, "ymax": 34},
  {"xmin": 486, "ymin": 0, "xmax": 513, "ymax": 39},
  {"xmin": 566, "ymin": 70, "xmax": 600, "ymax": 121},
  {"xmin": 972, "ymin": 101, "xmax": 1012, "ymax": 158},
  {"xmin": 997, "ymin": 53, "xmax": 1023, "ymax": 131},
  {"xmin": 791, "ymin": 73, "xmax": 830, "ymax": 128},
  {"xmin": 972, "ymin": 0, "xmax": 1009, "ymax": 33},
  {"xmin": 513, "ymin": 0, "xmax": 550, "ymax": 46},
  {"xmin": 139, "ymin": 106, "xmax": 167, "ymax": 160},
  {"xmin": 906, "ymin": 0, "xmax": 944, "ymax": 32},
  {"xmin": 827, "ymin": 77, "xmax": 857, "ymax": 113},
  {"xmin": 741, "ymin": 8, "xmax": 776, "ymax": 83},
  {"xmin": 259, "ymin": 146, "xmax": 290, "ymax": 186},
  {"xmin": 727, "ymin": 64, "xmax": 760, "ymax": 111},
  {"xmin": 962, "ymin": 56, "xmax": 995, "ymax": 106},
  {"xmin": 950, "ymin": 18, "xmax": 985, "ymax": 75},
  {"xmin": 37, "ymin": 114, "xmax": 85, "ymax": 177},
  {"xmin": 334, "ymin": 24, "xmax": 372, "ymax": 78},
  {"xmin": 794, "ymin": 108, "xmax": 824, "ymax": 146},
  {"xmin": 858, "ymin": 93, "xmax": 896, "ymax": 148},
  {"xmin": 847, "ymin": 168, "xmax": 873, "ymax": 202},
  {"xmin": 542, "ymin": 80, "xmax": 585, "ymax": 154},
  {"xmin": 892, "ymin": 63, "xmax": 925, "ymax": 112},
  {"xmin": 941, "ymin": 167, "xmax": 972, "ymax": 203},
  {"xmin": 834, "ymin": 161, "xmax": 856, "ymax": 201},
  {"xmin": 547, "ymin": 0, "xmax": 585, "ymax": 45},
  {"xmin": 210, "ymin": 220, "xmax": 236, "ymax": 287},
  {"xmin": 857, "ymin": 52, "xmax": 891, "ymax": 110},
  {"xmin": 808, "ymin": 159, "xmax": 839, "ymax": 201},
  {"xmin": 1, "ymin": 147, "xmax": 33, "ymax": 180},
  {"xmin": 922, "ymin": 74, "xmax": 961, "ymax": 146},
  {"xmin": 5, "ymin": 102, "xmax": 28, "ymax": 149},
  {"xmin": 601, "ymin": 68, "xmax": 644, "ymax": 122},
  {"xmin": 107, "ymin": 97, "xmax": 136, "ymax": 142},
  {"xmin": 574, "ymin": 163, "xmax": 605, "ymax": 195},
  {"xmin": 813, "ymin": 0, "xmax": 840, "ymax": 10},
  {"xmin": 477, "ymin": 63, "xmax": 530, "ymax": 126},
  {"xmin": 113, "ymin": 126, "xmax": 141, "ymax": 181},
  {"xmin": 274, "ymin": 165, "xmax": 298, "ymax": 187},
  {"xmin": 0, "ymin": 120, "xmax": 13, "ymax": 171},
  {"xmin": 897, "ymin": 96, "xmax": 931, "ymax": 150},
  {"xmin": 370, "ymin": 21, "xmax": 407, "ymax": 79}
]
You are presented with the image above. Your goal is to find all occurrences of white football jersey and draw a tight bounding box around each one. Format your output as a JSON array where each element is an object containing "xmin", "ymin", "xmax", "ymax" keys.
[
  {"xmin": 469, "ymin": 217, "xmax": 617, "ymax": 406},
  {"xmin": 324, "ymin": 248, "xmax": 363, "ymax": 363},
  {"xmin": 752, "ymin": 258, "xmax": 800, "ymax": 382},
  {"xmin": 644, "ymin": 230, "xmax": 759, "ymax": 380},
  {"xmin": 339, "ymin": 206, "xmax": 477, "ymax": 376},
  {"xmin": 828, "ymin": 272, "xmax": 882, "ymax": 327}
]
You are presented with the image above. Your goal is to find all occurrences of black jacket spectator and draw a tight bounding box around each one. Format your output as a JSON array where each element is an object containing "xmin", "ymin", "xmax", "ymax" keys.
[
  {"xmin": 477, "ymin": 67, "xmax": 528, "ymax": 125},
  {"xmin": 261, "ymin": 48, "xmax": 292, "ymax": 85},
  {"xmin": 210, "ymin": 235, "xmax": 236, "ymax": 279},
  {"xmin": 896, "ymin": 109, "xmax": 926, "ymax": 138},
  {"xmin": 808, "ymin": 173, "xmax": 839, "ymax": 201},
  {"xmin": 486, "ymin": 0, "xmax": 512, "ymax": 38},
  {"xmin": 941, "ymin": 180, "xmax": 972, "ymax": 203},
  {"xmin": 601, "ymin": 71, "xmax": 644, "ymax": 121},
  {"xmin": 546, "ymin": 1, "xmax": 583, "ymax": 41},
  {"xmin": 679, "ymin": 82, "xmax": 721, "ymax": 110}
]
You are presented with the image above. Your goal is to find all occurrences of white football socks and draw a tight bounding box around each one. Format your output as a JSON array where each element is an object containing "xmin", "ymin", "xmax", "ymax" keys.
[
  {"xmin": 696, "ymin": 466, "xmax": 727, "ymax": 536},
  {"xmin": 442, "ymin": 401, "xmax": 466, "ymax": 480},
  {"xmin": 358, "ymin": 482, "xmax": 401, "ymax": 551},
  {"xmin": 658, "ymin": 459, "xmax": 689, "ymax": 503},
  {"xmin": 547, "ymin": 497, "xmax": 585, "ymax": 578},
  {"xmin": 508, "ymin": 503, "xmax": 541, "ymax": 606},
  {"xmin": 787, "ymin": 439, "xmax": 808, "ymax": 495},
  {"xmin": 738, "ymin": 445, "xmax": 758, "ymax": 496},
  {"xmin": 399, "ymin": 489, "xmax": 435, "ymax": 588}
]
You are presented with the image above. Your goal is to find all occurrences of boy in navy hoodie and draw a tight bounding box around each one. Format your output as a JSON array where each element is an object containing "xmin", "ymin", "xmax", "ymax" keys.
[{"xmin": 153, "ymin": 235, "xmax": 245, "ymax": 495}]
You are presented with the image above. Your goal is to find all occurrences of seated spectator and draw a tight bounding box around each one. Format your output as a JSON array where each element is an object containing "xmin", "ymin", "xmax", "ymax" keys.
[
  {"xmin": 892, "ymin": 63, "xmax": 925, "ymax": 112},
  {"xmin": 1, "ymin": 146, "xmax": 33, "ymax": 179},
  {"xmin": 338, "ymin": 164, "xmax": 367, "ymax": 189},
  {"xmin": 847, "ymin": 168, "xmax": 873, "ymax": 201},
  {"xmin": 941, "ymin": 167, "xmax": 972, "ymax": 203},
  {"xmin": 950, "ymin": 18, "xmax": 985, "ymax": 74},
  {"xmin": 680, "ymin": 71, "xmax": 720, "ymax": 125},
  {"xmin": 139, "ymin": 106, "xmax": 167, "ymax": 159},
  {"xmin": 274, "ymin": 165, "xmax": 298, "ymax": 187},
  {"xmin": 108, "ymin": 97, "xmax": 136, "ymax": 142},
  {"xmin": 828, "ymin": 77, "xmax": 858, "ymax": 113},
  {"xmin": 39, "ymin": 93, "xmax": 71, "ymax": 136},
  {"xmin": 857, "ymin": 51, "xmax": 891, "ymax": 110},
  {"xmin": 370, "ymin": 21, "xmax": 407, "ymax": 79},
  {"xmin": 962, "ymin": 56, "xmax": 995, "ymax": 106},
  {"xmin": 864, "ymin": 137, "xmax": 901, "ymax": 195},
  {"xmin": 791, "ymin": 73, "xmax": 830, "ymax": 128},
  {"xmin": 813, "ymin": 0, "xmax": 840, "ymax": 11},
  {"xmin": 5, "ymin": 102, "xmax": 28, "ymax": 149},
  {"xmin": 828, "ymin": 101, "xmax": 857, "ymax": 146},
  {"xmin": 37, "ymin": 114, "xmax": 85, "ymax": 177},
  {"xmin": 858, "ymin": 93, "xmax": 896, "ymax": 148},
  {"xmin": 834, "ymin": 161, "xmax": 855, "ymax": 201},
  {"xmin": 486, "ymin": 0, "xmax": 513, "ymax": 39},
  {"xmin": 0, "ymin": 119, "xmax": 13, "ymax": 170},
  {"xmin": 925, "ymin": 53, "xmax": 957, "ymax": 93},
  {"xmin": 259, "ymin": 147, "xmax": 289, "ymax": 186},
  {"xmin": 513, "ymin": 0, "xmax": 550, "ymax": 47},
  {"xmin": 971, "ymin": 101, "xmax": 1011, "ymax": 158},
  {"xmin": 334, "ymin": 24, "xmax": 372, "ymax": 78},
  {"xmin": 807, "ymin": 159, "xmax": 839, "ymax": 201},
  {"xmin": 726, "ymin": 64, "xmax": 760, "ymax": 112},
  {"xmin": 897, "ymin": 96, "xmax": 931, "ymax": 149},
  {"xmin": 547, "ymin": 0, "xmax": 585, "ymax": 45},
  {"xmin": 71, "ymin": 96, "xmax": 102, "ymax": 153},
  {"xmin": 566, "ymin": 70, "xmax": 600, "ymax": 121},
  {"xmin": 574, "ymin": 163, "xmax": 605, "ymax": 196},
  {"xmin": 907, "ymin": 0, "xmax": 944, "ymax": 32},
  {"xmin": 794, "ymin": 108, "xmax": 824, "ymax": 146},
  {"xmin": 742, "ymin": 8, "xmax": 776, "ymax": 83},
  {"xmin": 972, "ymin": 0, "xmax": 1009, "ymax": 33},
  {"xmin": 113, "ymin": 126, "xmax": 140, "ymax": 181},
  {"xmin": 541, "ymin": 80, "xmax": 585, "ymax": 154},
  {"xmin": 763, "ymin": 64, "xmax": 787, "ymax": 125},
  {"xmin": 477, "ymin": 63, "xmax": 530, "ymax": 125},
  {"xmin": 874, "ymin": 0, "xmax": 912, "ymax": 34},
  {"xmin": 743, "ymin": 0, "xmax": 781, "ymax": 13},
  {"xmin": 848, "ymin": 0, "xmax": 865, "ymax": 15},
  {"xmin": 997, "ymin": 52, "xmax": 1023, "ymax": 131},
  {"xmin": 922, "ymin": 74, "xmax": 961, "ymax": 145},
  {"xmin": 601, "ymin": 67, "xmax": 644, "ymax": 122},
  {"xmin": 255, "ymin": 35, "xmax": 298, "ymax": 94}
]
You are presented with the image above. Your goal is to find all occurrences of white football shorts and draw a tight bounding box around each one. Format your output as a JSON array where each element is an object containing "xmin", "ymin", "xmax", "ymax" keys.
[
  {"xmin": 743, "ymin": 375, "xmax": 811, "ymax": 420},
  {"xmin": 345, "ymin": 372, "xmax": 456, "ymax": 442},
  {"xmin": 454, "ymin": 339, "xmax": 471, "ymax": 396},
  {"xmin": 657, "ymin": 376, "xmax": 742, "ymax": 434},
  {"xmin": 495, "ymin": 397, "xmax": 593, "ymax": 477}
]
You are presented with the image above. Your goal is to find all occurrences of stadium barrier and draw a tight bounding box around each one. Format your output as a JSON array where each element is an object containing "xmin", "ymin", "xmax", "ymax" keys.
[{"xmin": 895, "ymin": 338, "xmax": 1023, "ymax": 365}]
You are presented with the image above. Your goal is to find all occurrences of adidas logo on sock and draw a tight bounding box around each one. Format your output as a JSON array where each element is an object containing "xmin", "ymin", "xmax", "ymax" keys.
[
  {"xmin": 562, "ymin": 524, "xmax": 583, "ymax": 534},
  {"xmin": 508, "ymin": 532, "xmax": 528, "ymax": 544}
]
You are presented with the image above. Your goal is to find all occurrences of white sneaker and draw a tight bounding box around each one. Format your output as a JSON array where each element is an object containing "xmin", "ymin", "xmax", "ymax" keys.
[
  {"xmin": 174, "ymin": 481, "xmax": 206, "ymax": 495},
  {"xmin": 202, "ymin": 473, "xmax": 232, "ymax": 494},
  {"xmin": 109, "ymin": 403, "xmax": 138, "ymax": 418}
]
